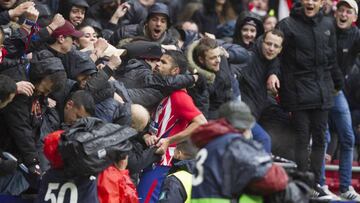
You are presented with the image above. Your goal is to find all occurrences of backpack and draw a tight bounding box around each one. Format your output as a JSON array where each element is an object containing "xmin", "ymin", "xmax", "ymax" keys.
[{"xmin": 58, "ymin": 117, "xmax": 136, "ymax": 177}]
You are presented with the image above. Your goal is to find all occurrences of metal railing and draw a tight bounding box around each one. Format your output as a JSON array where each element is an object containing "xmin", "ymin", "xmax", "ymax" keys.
[{"xmin": 325, "ymin": 165, "xmax": 360, "ymax": 172}]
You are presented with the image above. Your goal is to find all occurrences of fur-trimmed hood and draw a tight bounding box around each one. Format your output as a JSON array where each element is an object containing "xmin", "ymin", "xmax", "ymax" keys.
[{"xmin": 186, "ymin": 40, "xmax": 216, "ymax": 84}]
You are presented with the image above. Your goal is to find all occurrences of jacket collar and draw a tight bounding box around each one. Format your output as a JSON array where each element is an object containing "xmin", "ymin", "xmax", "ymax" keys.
[
  {"xmin": 169, "ymin": 159, "xmax": 196, "ymax": 174},
  {"xmin": 290, "ymin": 2, "xmax": 324, "ymax": 24},
  {"xmin": 46, "ymin": 44, "xmax": 65, "ymax": 59},
  {"xmin": 336, "ymin": 25, "xmax": 356, "ymax": 35},
  {"xmin": 191, "ymin": 118, "xmax": 241, "ymax": 148}
]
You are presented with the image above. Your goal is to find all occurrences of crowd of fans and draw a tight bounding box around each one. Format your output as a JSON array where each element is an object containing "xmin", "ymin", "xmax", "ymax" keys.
[{"xmin": 0, "ymin": 0, "xmax": 359, "ymax": 202}]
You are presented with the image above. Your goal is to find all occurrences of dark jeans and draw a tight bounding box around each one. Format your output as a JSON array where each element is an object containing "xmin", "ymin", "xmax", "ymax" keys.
[
  {"xmin": 292, "ymin": 109, "xmax": 329, "ymax": 184},
  {"xmin": 252, "ymin": 123, "xmax": 272, "ymax": 153}
]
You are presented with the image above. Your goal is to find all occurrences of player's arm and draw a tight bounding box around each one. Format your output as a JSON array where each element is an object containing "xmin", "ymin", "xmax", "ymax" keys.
[
  {"xmin": 156, "ymin": 114, "xmax": 207, "ymax": 153},
  {"xmin": 169, "ymin": 114, "xmax": 207, "ymax": 144}
]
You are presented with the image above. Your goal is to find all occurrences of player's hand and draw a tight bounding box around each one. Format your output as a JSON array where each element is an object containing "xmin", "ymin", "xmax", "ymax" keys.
[{"xmin": 143, "ymin": 133, "xmax": 158, "ymax": 146}]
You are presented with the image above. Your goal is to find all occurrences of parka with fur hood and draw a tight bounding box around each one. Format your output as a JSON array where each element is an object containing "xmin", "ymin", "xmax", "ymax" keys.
[{"xmin": 186, "ymin": 39, "xmax": 246, "ymax": 119}]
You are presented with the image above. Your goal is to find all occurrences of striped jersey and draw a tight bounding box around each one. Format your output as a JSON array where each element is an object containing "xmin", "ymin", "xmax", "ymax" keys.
[{"xmin": 150, "ymin": 90, "xmax": 201, "ymax": 166}]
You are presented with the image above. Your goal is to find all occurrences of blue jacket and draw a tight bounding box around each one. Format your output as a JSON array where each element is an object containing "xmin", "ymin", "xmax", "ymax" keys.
[{"xmin": 191, "ymin": 133, "xmax": 271, "ymax": 200}]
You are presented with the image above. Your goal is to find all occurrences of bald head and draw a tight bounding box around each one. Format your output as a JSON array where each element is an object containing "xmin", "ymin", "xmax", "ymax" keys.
[{"xmin": 131, "ymin": 104, "xmax": 150, "ymax": 132}]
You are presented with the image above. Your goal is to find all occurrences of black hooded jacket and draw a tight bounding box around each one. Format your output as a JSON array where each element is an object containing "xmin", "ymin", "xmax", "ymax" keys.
[
  {"xmin": 117, "ymin": 59, "xmax": 194, "ymax": 91},
  {"xmin": 116, "ymin": 58, "xmax": 195, "ymax": 109},
  {"xmin": 109, "ymin": 21, "xmax": 177, "ymax": 47},
  {"xmin": 59, "ymin": 0, "xmax": 89, "ymax": 23},
  {"xmin": 42, "ymin": 46, "xmax": 115, "ymax": 114},
  {"xmin": 0, "ymin": 50, "xmax": 65, "ymax": 167},
  {"xmin": 336, "ymin": 26, "xmax": 360, "ymax": 80},
  {"xmin": 108, "ymin": 2, "xmax": 176, "ymax": 46},
  {"xmin": 232, "ymin": 11, "xmax": 264, "ymax": 50},
  {"xmin": 238, "ymin": 38, "xmax": 280, "ymax": 119},
  {"xmin": 276, "ymin": 4, "xmax": 337, "ymax": 111}
]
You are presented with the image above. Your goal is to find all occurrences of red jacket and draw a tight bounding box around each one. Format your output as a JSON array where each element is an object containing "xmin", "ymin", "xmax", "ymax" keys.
[{"xmin": 97, "ymin": 165, "xmax": 139, "ymax": 203}]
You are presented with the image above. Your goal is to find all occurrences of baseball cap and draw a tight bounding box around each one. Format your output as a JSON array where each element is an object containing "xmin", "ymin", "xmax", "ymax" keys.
[
  {"xmin": 51, "ymin": 21, "xmax": 84, "ymax": 39},
  {"xmin": 337, "ymin": 0, "xmax": 358, "ymax": 15},
  {"xmin": 218, "ymin": 101, "xmax": 256, "ymax": 130},
  {"xmin": 69, "ymin": 0, "xmax": 89, "ymax": 8},
  {"xmin": 147, "ymin": 3, "xmax": 171, "ymax": 26}
]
